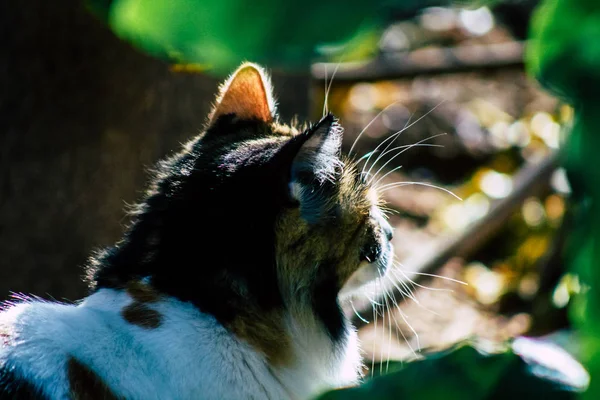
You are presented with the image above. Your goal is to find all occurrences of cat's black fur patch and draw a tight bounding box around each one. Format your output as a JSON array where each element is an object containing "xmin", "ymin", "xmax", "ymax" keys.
[
  {"xmin": 0, "ymin": 366, "xmax": 45, "ymax": 400},
  {"xmin": 312, "ymin": 261, "xmax": 346, "ymax": 342},
  {"xmin": 91, "ymin": 115, "xmax": 347, "ymax": 338},
  {"xmin": 94, "ymin": 117, "xmax": 290, "ymax": 324}
]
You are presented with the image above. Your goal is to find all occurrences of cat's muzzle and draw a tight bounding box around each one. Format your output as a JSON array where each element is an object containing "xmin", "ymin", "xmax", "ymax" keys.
[{"xmin": 339, "ymin": 241, "xmax": 393, "ymax": 298}]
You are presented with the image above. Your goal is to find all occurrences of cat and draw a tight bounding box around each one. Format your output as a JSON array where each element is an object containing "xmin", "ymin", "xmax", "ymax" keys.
[{"xmin": 0, "ymin": 63, "xmax": 394, "ymax": 400}]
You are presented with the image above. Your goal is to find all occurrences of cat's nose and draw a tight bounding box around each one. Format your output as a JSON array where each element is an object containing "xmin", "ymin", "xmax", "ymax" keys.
[{"xmin": 382, "ymin": 220, "xmax": 394, "ymax": 241}]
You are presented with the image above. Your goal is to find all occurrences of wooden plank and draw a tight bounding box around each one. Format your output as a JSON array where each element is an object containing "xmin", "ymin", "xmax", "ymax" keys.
[{"xmin": 312, "ymin": 41, "xmax": 525, "ymax": 82}]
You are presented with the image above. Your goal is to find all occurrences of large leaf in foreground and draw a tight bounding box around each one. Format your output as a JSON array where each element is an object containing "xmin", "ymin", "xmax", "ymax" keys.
[
  {"xmin": 85, "ymin": 0, "xmax": 453, "ymax": 76},
  {"xmin": 316, "ymin": 337, "xmax": 588, "ymax": 400},
  {"xmin": 526, "ymin": 1, "xmax": 600, "ymax": 397}
]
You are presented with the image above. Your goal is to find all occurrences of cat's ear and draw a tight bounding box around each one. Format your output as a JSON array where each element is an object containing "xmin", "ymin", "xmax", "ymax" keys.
[
  {"xmin": 287, "ymin": 114, "xmax": 343, "ymax": 222},
  {"xmin": 291, "ymin": 114, "xmax": 343, "ymax": 183},
  {"xmin": 209, "ymin": 63, "xmax": 276, "ymax": 124}
]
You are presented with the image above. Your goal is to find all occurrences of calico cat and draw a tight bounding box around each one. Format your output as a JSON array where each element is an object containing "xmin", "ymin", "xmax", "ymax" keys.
[{"xmin": 0, "ymin": 63, "xmax": 394, "ymax": 400}]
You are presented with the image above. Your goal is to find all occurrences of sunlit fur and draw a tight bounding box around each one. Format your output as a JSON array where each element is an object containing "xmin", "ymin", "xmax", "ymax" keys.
[{"xmin": 0, "ymin": 63, "xmax": 394, "ymax": 399}]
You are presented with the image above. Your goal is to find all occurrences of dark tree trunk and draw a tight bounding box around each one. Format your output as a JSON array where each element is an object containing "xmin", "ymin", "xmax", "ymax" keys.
[{"xmin": 0, "ymin": 0, "xmax": 310, "ymax": 301}]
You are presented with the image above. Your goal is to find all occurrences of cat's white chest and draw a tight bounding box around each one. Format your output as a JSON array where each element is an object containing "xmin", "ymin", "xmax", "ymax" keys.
[
  {"xmin": 0, "ymin": 289, "xmax": 360, "ymax": 400},
  {"xmin": 275, "ymin": 316, "xmax": 362, "ymax": 398}
]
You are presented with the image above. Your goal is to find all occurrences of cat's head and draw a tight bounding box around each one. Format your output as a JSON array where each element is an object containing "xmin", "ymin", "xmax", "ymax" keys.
[
  {"xmin": 92, "ymin": 63, "xmax": 393, "ymax": 356},
  {"xmin": 202, "ymin": 63, "xmax": 394, "ymax": 301}
]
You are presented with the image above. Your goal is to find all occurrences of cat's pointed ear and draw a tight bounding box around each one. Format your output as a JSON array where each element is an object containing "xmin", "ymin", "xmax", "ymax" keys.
[
  {"xmin": 287, "ymin": 114, "xmax": 343, "ymax": 222},
  {"xmin": 209, "ymin": 63, "xmax": 276, "ymax": 124},
  {"xmin": 291, "ymin": 113, "xmax": 343, "ymax": 182}
]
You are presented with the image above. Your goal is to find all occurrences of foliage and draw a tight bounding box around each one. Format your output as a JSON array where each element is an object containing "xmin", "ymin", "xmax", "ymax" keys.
[
  {"xmin": 527, "ymin": 0, "xmax": 600, "ymax": 398},
  {"xmin": 316, "ymin": 338, "xmax": 587, "ymax": 400},
  {"xmin": 86, "ymin": 0, "xmax": 377, "ymax": 75},
  {"xmin": 85, "ymin": 0, "xmax": 467, "ymax": 76}
]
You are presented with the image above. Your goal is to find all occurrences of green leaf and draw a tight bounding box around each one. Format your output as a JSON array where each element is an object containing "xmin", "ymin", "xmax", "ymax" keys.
[
  {"xmin": 526, "ymin": 1, "xmax": 600, "ymax": 398},
  {"xmin": 315, "ymin": 338, "xmax": 587, "ymax": 400},
  {"xmin": 84, "ymin": 0, "xmax": 473, "ymax": 76},
  {"xmin": 526, "ymin": 0, "xmax": 600, "ymax": 102},
  {"xmin": 86, "ymin": 0, "xmax": 385, "ymax": 76}
]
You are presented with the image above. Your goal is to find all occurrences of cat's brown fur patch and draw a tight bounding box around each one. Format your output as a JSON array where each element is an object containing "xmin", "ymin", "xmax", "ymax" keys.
[
  {"xmin": 0, "ymin": 326, "xmax": 10, "ymax": 347},
  {"xmin": 121, "ymin": 303, "xmax": 162, "ymax": 329},
  {"xmin": 67, "ymin": 357, "xmax": 119, "ymax": 400},
  {"xmin": 126, "ymin": 281, "xmax": 160, "ymax": 303},
  {"xmin": 227, "ymin": 310, "xmax": 292, "ymax": 366},
  {"xmin": 277, "ymin": 160, "xmax": 374, "ymax": 290}
]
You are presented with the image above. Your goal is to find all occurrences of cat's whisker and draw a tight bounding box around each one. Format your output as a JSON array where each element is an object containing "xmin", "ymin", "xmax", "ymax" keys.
[
  {"xmin": 385, "ymin": 269, "xmax": 419, "ymax": 304},
  {"xmin": 350, "ymin": 299, "xmax": 370, "ymax": 324},
  {"xmin": 382, "ymin": 279, "xmax": 394, "ymax": 374},
  {"xmin": 365, "ymin": 293, "xmax": 384, "ymax": 307},
  {"xmin": 382, "ymin": 283, "xmax": 389, "ymax": 375},
  {"xmin": 373, "ymin": 165, "xmax": 404, "ymax": 188},
  {"xmin": 369, "ymin": 144, "xmax": 443, "ymax": 188},
  {"xmin": 368, "ymin": 144, "xmax": 443, "ymax": 192},
  {"xmin": 368, "ymin": 133, "xmax": 447, "ymax": 186},
  {"xmin": 356, "ymin": 149, "xmax": 379, "ymax": 165},
  {"xmin": 379, "ymin": 203, "xmax": 400, "ymax": 215},
  {"xmin": 360, "ymin": 112, "xmax": 413, "ymax": 177},
  {"xmin": 383, "ymin": 265, "xmax": 417, "ymax": 301},
  {"xmin": 394, "ymin": 301, "xmax": 421, "ymax": 354},
  {"xmin": 382, "ymin": 275, "xmax": 418, "ymax": 356},
  {"xmin": 370, "ymin": 279, "xmax": 381, "ymax": 378},
  {"xmin": 371, "ymin": 304, "xmax": 377, "ymax": 377},
  {"xmin": 379, "ymin": 208, "xmax": 391, "ymax": 219},
  {"xmin": 361, "ymin": 112, "xmax": 413, "ymax": 177},
  {"xmin": 378, "ymin": 205, "xmax": 399, "ymax": 220},
  {"xmin": 360, "ymin": 171, "xmax": 374, "ymax": 184},
  {"xmin": 390, "ymin": 260, "xmax": 452, "ymax": 315},
  {"xmin": 383, "ymin": 295, "xmax": 392, "ymax": 373},
  {"xmin": 388, "ymin": 260, "xmax": 419, "ymax": 300},
  {"xmin": 391, "ymin": 262, "xmax": 456, "ymax": 293},
  {"xmin": 378, "ymin": 181, "xmax": 463, "ymax": 201},
  {"xmin": 362, "ymin": 100, "xmax": 446, "ymax": 177},
  {"xmin": 384, "ymin": 274, "xmax": 416, "ymax": 354},
  {"xmin": 379, "ymin": 293, "xmax": 386, "ymax": 375},
  {"xmin": 375, "ymin": 270, "xmax": 390, "ymax": 374},
  {"xmin": 349, "ymin": 101, "xmax": 403, "ymax": 156},
  {"xmin": 323, "ymin": 60, "xmax": 342, "ymax": 118},
  {"xmin": 391, "ymin": 265, "xmax": 441, "ymax": 294},
  {"xmin": 376, "ymin": 143, "xmax": 443, "ymax": 166},
  {"xmin": 390, "ymin": 260, "xmax": 465, "ymax": 319},
  {"xmin": 388, "ymin": 267, "xmax": 443, "ymax": 318},
  {"xmin": 322, "ymin": 64, "xmax": 329, "ymax": 117},
  {"xmin": 388, "ymin": 303, "xmax": 403, "ymax": 371},
  {"xmin": 404, "ymin": 270, "xmax": 468, "ymax": 285},
  {"xmin": 373, "ymin": 276, "xmax": 384, "ymax": 376}
]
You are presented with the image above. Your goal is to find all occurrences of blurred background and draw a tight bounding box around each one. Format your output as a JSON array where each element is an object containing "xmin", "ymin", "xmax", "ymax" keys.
[{"xmin": 2, "ymin": 0, "xmax": 596, "ymax": 390}]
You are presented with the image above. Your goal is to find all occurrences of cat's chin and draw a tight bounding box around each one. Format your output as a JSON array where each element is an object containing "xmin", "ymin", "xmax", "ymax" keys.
[
  {"xmin": 339, "ymin": 261, "xmax": 391, "ymax": 302},
  {"xmin": 338, "ymin": 262, "xmax": 378, "ymax": 299}
]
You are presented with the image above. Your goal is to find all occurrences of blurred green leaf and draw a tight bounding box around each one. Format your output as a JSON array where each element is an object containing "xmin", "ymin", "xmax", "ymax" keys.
[
  {"xmin": 84, "ymin": 0, "xmax": 490, "ymax": 76},
  {"xmin": 86, "ymin": 0, "xmax": 386, "ymax": 76},
  {"xmin": 527, "ymin": 1, "xmax": 600, "ymax": 397},
  {"xmin": 315, "ymin": 338, "xmax": 587, "ymax": 400},
  {"xmin": 526, "ymin": 0, "xmax": 600, "ymax": 103}
]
